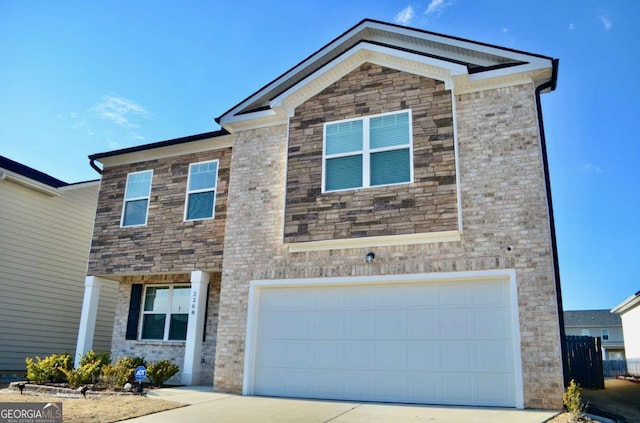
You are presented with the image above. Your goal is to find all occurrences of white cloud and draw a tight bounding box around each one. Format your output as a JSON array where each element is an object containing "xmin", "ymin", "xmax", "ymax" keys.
[
  {"xmin": 502, "ymin": 27, "xmax": 509, "ymax": 33},
  {"xmin": 582, "ymin": 163, "xmax": 603, "ymax": 173},
  {"xmin": 569, "ymin": 23, "xmax": 575, "ymax": 31},
  {"xmin": 394, "ymin": 6, "xmax": 415, "ymax": 25},
  {"xmin": 92, "ymin": 95, "xmax": 149, "ymax": 126},
  {"xmin": 425, "ymin": 0, "xmax": 450, "ymax": 16},
  {"xmin": 597, "ymin": 15, "xmax": 612, "ymax": 30}
]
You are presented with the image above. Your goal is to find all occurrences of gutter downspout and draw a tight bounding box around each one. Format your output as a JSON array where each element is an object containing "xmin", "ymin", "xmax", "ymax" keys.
[
  {"xmin": 89, "ymin": 159, "xmax": 102, "ymax": 175},
  {"xmin": 535, "ymin": 58, "xmax": 569, "ymax": 387}
]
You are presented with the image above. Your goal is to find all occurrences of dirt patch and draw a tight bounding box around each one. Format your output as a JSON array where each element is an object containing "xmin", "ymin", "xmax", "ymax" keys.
[
  {"xmin": 547, "ymin": 378, "xmax": 640, "ymax": 423},
  {"xmin": 0, "ymin": 389, "xmax": 183, "ymax": 422}
]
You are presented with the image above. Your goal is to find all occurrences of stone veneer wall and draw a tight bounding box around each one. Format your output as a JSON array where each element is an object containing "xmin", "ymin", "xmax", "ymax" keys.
[
  {"xmin": 215, "ymin": 82, "xmax": 563, "ymax": 409},
  {"xmin": 88, "ymin": 148, "xmax": 232, "ymax": 276},
  {"xmin": 285, "ymin": 63, "xmax": 458, "ymax": 242},
  {"xmin": 111, "ymin": 273, "xmax": 221, "ymax": 385}
]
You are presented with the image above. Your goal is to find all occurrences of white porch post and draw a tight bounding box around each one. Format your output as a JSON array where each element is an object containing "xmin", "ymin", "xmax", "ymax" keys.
[
  {"xmin": 75, "ymin": 276, "xmax": 103, "ymax": 367},
  {"xmin": 182, "ymin": 270, "xmax": 210, "ymax": 385}
]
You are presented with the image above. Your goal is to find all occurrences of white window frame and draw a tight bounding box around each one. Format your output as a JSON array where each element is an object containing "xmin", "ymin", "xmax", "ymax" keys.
[
  {"xmin": 581, "ymin": 329, "xmax": 590, "ymax": 336},
  {"xmin": 322, "ymin": 109, "xmax": 414, "ymax": 193},
  {"xmin": 601, "ymin": 329, "xmax": 609, "ymax": 340},
  {"xmin": 121, "ymin": 170, "xmax": 153, "ymax": 227},
  {"xmin": 184, "ymin": 160, "xmax": 219, "ymax": 221},
  {"xmin": 140, "ymin": 284, "xmax": 190, "ymax": 342}
]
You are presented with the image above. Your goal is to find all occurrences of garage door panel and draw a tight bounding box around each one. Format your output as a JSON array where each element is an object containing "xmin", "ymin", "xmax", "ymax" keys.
[
  {"xmin": 374, "ymin": 341, "xmax": 405, "ymax": 370},
  {"xmin": 406, "ymin": 309, "xmax": 438, "ymax": 338},
  {"xmin": 344, "ymin": 310, "xmax": 373, "ymax": 338},
  {"xmin": 473, "ymin": 307, "xmax": 511, "ymax": 338},
  {"xmin": 407, "ymin": 341, "xmax": 439, "ymax": 370},
  {"xmin": 344, "ymin": 341, "xmax": 374, "ymax": 369},
  {"xmin": 252, "ymin": 279, "xmax": 518, "ymax": 407},
  {"xmin": 373, "ymin": 309, "xmax": 405, "ymax": 338}
]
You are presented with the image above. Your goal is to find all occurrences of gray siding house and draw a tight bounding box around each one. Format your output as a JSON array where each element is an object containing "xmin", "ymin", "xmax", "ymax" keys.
[
  {"xmin": 564, "ymin": 310, "xmax": 625, "ymax": 360},
  {"xmin": 76, "ymin": 20, "xmax": 565, "ymax": 409},
  {"xmin": 0, "ymin": 156, "xmax": 117, "ymax": 373}
]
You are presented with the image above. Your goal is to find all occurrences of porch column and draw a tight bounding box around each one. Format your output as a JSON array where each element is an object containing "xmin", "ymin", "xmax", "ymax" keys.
[
  {"xmin": 182, "ymin": 270, "xmax": 210, "ymax": 385},
  {"xmin": 75, "ymin": 276, "xmax": 103, "ymax": 367}
]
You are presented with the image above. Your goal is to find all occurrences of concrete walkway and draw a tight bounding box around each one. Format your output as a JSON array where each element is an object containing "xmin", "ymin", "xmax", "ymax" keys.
[{"xmin": 123, "ymin": 386, "xmax": 560, "ymax": 422}]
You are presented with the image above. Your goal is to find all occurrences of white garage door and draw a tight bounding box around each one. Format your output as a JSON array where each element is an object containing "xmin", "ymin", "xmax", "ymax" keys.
[{"xmin": 250, "ymin": 278, "xmax": 520, "ymax": 407}]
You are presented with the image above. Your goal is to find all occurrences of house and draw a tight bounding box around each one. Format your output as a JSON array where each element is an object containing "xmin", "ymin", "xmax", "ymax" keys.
[
  {"xmin": 612, "ymin": 291, "xmax": 640, "ymax": 375},
  {"xmin": 0, "ymin": 156, "xmax": 117, "ymax": 374},
  {"xmin": 564, "ymin": 310, "xmax": 625, "ymax": 360},
  {"xmin": 75, "ymin": 19, "xmax": 564, "ymax": 409}
]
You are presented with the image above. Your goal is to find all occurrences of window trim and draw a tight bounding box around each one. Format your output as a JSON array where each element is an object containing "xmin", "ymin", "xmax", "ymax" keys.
[
  {"xmin": 601, "ymin": 329, "xmax": 609, "ymax": 340},
  {"xmin": 184, "ymin": 159, "xmax": 219, "ymax": 222},
  {"xmin": 322, "ymin": 109, "xmax": 414, "ymax": 193},
  {"xmin": 121, "ymin": 169, "xmax": 153, "ymax": 227},
  {"xmin": 139, "ymin": 284, "xmax": 191, "ymax": 342}
]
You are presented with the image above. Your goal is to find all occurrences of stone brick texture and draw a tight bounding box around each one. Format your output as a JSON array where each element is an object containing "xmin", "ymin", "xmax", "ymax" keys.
[
  {"xmin": 285, "ymin": 63, "xmax": 458, "ymax": 243},
  {"xmin": 215, "ymin": 75, "xmax": 563, "ymax": 408},
  {"xmin": 110, "ymin": 273, "xmax": 220, "ymax": 385},
  {"xmin": 88, "ymin": 148, "xmax": 232, "ymax": 275}
]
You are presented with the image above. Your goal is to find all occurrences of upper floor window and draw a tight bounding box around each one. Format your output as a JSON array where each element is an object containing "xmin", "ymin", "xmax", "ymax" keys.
[
  {"xmin": 141, "ymin": 285, "xmax": 190, "ymax": 341},
  {"xmin": 185, "ymin": 160, "xmax": 218, "ymax": 221},
  {"xmin": 601, "ymin": 329, "xmax": 609, "ymax": 340},
  {"xmin": 322, "ymin": 110, "xmax": 413, "ymax": 192},
  {"xmin": 581, "ymin": 329, "xmax": 590, "ymax": 336},
  {"xmin": 121, "ymin": 170, "xmax": 153, "ymax": 227}
]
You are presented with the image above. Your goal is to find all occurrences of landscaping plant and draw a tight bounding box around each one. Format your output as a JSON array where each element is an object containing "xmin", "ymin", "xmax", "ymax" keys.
[
  {"xmin": 146, "ymin": 360, "xmax": 180, "ymax": 387},
  {"xmin": 25, "ymin": 353, "xmax": 73, "ymax": 384},
  {"xmin": 563, "ymin": 379, "xmax": 584, "ymax": 419}
]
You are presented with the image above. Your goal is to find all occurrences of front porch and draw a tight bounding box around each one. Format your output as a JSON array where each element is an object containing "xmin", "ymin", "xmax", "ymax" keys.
[{"xmin": 75, "ymin": 270, "xmax": 221, "ymax": 386}]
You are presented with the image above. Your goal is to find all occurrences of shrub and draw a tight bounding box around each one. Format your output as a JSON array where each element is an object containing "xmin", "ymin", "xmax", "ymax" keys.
[
  {"xmin": 79, "ymin": 350, "xmax": 111, "ymax": 369},
  {"xmin": 147, "ymin": 360, "xmax": 180, "ymax": 386},
  {"xmin": 563, "ymin": 379, "xmax": 584, "ymax": 418},
  {"xmin": 25, "ymin": 353, "xmax": 73, "ymax": 384},
  {"xmin": 61, "ymin": 361, "xmax": 102, "ymax": 388},
  {"xmin": 99, "ymin": 356, "xmax": 146, "ymax": 389}
]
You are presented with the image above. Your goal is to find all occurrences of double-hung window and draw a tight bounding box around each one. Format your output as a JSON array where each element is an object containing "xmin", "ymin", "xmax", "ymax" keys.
[
  {"xmin": 121, "ymin": 170, "xmax": 153, "ymax": 227},
  {"xmin": 140, "ymin": 285, "xmax": 190, "ymax": 341},
  {"xmin": 601, "ymin": 329, "xmax": 609, "ymax": 340},
  {"xmin": 323, "ymin": 110, "xmax": 413, "ymax": 192},
  {"xmin": 185, "ymin": 160, "xmax": 218, "ymax": 221}
]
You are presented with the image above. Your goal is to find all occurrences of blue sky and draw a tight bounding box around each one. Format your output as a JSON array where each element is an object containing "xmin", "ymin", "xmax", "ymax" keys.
[{"xmin": 1, "ymin": 1, "xmax": 638, "ymax": 311}]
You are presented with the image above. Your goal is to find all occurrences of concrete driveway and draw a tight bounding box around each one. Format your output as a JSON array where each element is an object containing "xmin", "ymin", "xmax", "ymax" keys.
[{"xmin": 122, "ymin": 386, "xmax": 559, "ymax": 423}]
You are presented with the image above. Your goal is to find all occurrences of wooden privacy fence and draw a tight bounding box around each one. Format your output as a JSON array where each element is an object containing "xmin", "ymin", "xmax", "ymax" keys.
[
  {"xmin": 565, "ymin": 335, "xmax": 604, "ymax": 389},
  {"xmin": 603, "ymin": 360, "xmax": 627, "ymax": 378}
]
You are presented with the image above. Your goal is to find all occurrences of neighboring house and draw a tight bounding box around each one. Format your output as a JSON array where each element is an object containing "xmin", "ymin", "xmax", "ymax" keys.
[
  {"xmin": 612, "ymin": 291, "xmax": 640, "ymax": 375},
  {"xmin": 0, "ymin": 156, "xmax": 117, "ymax": 373},
  {"xmin": 75, "ymin": 20, "xmax": 564, "ymax": 409},
  {"xmin": 564, "ymin": 310, "xmax": 625, "ymax": 360}
]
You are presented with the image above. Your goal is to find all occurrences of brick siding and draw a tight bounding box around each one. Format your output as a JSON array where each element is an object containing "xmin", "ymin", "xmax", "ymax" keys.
[
  {"xmin": 215, "ymin": 82, "xmax": 563, "ymax": 409},
  {"xmin": 285, "ymin": 63, "xmax": 458, "ymax": 243},
  {"xmin": 88, "ymin": 148, "xmax": 231, "ymax": 275}
]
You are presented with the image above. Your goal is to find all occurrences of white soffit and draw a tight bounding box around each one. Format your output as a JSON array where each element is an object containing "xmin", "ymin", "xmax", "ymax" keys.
[{"xmin": 97, "ymin": 134, "xmax": 233, "ymax": 168}]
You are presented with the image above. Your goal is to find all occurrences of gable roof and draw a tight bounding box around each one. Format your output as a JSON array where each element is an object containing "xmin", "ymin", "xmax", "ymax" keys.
[
  {"xmin": 563, "ymin": 309, "xmax": 622, "ymax": 327},
  {"xmin": 612, "ymin": 291, "xmax": 640, "ymax": 314},
  {"xmin": 0, "ymin": 155, "xmax": 68, "ymax": 188},
  {"xmin": 217, "ymin": 19, "xmax": 557, "ymax": 129}
]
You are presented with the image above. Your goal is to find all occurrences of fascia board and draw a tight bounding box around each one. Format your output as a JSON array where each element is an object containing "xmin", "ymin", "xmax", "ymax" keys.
[
  {"xmin": 0, "ymin": 168, "xmax": 61, "ymax": 196},
  {"xmin": 612, "ymin": 294, "xmax": 640, "ymax": 314},
  {"xmin": 468, "ymin": 59, "xmax": 552, "ymax": 83},
  {"xmin": 271, "ymin": 42, "xmax": 467, "ymax": 107},
  {"xmin": 98, "ymin": 135, "xmax": 233, "ymax": 168}
]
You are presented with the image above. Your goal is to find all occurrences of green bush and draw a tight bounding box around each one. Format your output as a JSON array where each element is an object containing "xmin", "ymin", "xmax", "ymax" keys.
[
  {"xmin": 25, "ymin": 353, "xmax": 73, "ymax": 384},
  {"xmin": 79, "ymin": 350, "xmax": 111, "ymax": 368},
  {"xmin": 563, "ymin": 379, "xmax": 584, "ymax": 417},
  {"xmin": 61, "ymin": 361, "xmax": 102, "ymax": 388},
  {"xmin": 99, "ymin": 356, "xmax": 146, "ymax": 389},
  {"xmin": 147, "ymin": 360, "xmax": 180, "ymax": 386}
]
